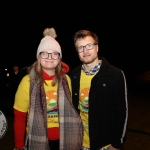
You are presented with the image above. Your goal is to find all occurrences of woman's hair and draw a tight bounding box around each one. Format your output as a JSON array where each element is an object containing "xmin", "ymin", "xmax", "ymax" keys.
[
  {"xmin": 27, "ymin": 59, "xmax": 64, "ymax": 86},
  {"xmin": 73, "ymin": 30, "xmax": 99, "ymax": 47}
]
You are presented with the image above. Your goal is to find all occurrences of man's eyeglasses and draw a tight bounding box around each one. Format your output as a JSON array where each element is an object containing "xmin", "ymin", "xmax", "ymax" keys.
[
  {"xmin": 76, "ymin": 43, "xmax": 97, "ymax": 53},
  {"xmin": 39, "ymin": 52, "xmax": 60, "ymax": 60}
]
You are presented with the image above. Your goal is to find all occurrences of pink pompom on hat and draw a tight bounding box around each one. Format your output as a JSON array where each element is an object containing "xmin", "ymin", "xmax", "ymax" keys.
[{"xmin": 36, "ymin": 28, "xmax": 62, "ymax": 59}]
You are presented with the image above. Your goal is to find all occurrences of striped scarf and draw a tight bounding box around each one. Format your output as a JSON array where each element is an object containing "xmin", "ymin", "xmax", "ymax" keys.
[{"xmin": 27, "ymin": 68, "xmax": 83, "ymax": 150}]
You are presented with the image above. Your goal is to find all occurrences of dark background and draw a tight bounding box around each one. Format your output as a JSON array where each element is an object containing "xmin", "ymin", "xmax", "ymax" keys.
[
  {"xmin": 0, "ymin": 2, "xmax": 150, "ymax": 149},
  {"xmin": 1, "ymin": 2, "xmax": 149, "ymax": 82}
]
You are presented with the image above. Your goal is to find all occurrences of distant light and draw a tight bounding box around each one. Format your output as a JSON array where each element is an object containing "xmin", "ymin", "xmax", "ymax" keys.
[
  {"xmin": 7, "ymin": 73, "xmax": 9, "ymax": 77},
  {"xmin": 5, "ymin": 68, "xmax": 7, "ymax": 71}
]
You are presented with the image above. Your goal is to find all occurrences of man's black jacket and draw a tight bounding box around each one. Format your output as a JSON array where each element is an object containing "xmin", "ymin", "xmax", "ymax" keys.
[{"xmin": 69, "ymin": 57, "xmax": 128, "ymax": 149}]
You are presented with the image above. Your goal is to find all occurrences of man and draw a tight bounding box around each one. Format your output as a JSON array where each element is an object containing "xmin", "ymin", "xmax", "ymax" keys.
[{"xmin": 69, "ymin": 30, "xmax": 128, "ymax": 150}]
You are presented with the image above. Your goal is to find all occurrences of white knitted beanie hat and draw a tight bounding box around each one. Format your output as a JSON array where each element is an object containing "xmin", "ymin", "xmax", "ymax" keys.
[{"xmin": 36, "ymin": 28, "xmax": 62, "ymax": 59}]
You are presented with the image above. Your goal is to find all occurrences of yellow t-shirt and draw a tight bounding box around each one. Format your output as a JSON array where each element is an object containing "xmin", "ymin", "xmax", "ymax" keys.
[
  {"xmin": 79, "ymin": 70, "xmax": 110, "ymax": 149},
  {"xmin": 14, "ymin": 74, "xmax": 72, "ymax": 130},
  {"xmin": 79, "ymin": 70, "xmax": 95, "ymax": 148}
]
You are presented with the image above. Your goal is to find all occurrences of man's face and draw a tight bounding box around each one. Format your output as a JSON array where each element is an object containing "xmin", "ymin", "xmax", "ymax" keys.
[{"xmin": 76, "ymin": 36, "xmax": 98, "ymax": 64}]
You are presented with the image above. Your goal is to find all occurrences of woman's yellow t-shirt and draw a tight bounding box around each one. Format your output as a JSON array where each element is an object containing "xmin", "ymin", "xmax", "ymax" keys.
[{"xmin": 14, "ymin": 74, "xmax": 72, "ymax": 130}]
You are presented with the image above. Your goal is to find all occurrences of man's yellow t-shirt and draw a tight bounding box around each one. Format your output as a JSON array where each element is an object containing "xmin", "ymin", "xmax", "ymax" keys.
[
  {"xmin": 79, "ymin": 70, "xmax": 95, "ymax": 148},
  {"xmin": 79, "ymin": 70, "xmax": 110, "ymax": 149}
]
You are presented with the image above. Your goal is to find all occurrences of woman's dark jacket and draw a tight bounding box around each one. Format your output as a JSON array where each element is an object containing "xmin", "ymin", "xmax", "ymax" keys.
[{"xmin": 69, "ymin": 57, "xmax": 128, "ymax": 149}]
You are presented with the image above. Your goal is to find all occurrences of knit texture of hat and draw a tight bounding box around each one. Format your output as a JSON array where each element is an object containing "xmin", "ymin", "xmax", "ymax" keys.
[{"xmin": 36, "ymin": 28, "xmax": 62, "ymax": 59}]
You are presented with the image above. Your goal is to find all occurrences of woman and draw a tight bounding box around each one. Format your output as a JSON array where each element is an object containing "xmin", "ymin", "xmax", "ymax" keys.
[{"xmin": 13, "ymin": 28, "xmax": 83, "ymax": 150}]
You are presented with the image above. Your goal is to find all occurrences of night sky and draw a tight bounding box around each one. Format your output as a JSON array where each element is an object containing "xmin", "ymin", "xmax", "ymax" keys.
[{"xmin": 1, "ymin": 2, "xmax": 149, "ymax": 80}]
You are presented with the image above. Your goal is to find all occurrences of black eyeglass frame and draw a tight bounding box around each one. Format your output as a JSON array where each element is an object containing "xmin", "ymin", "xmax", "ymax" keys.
[
  {"xmin": 39, "ymin": 52, "xmax": 60, "ymax": 60},
  {"xmin": 76, "ymin": 43, "xmax": 97, "ymax": 53}
]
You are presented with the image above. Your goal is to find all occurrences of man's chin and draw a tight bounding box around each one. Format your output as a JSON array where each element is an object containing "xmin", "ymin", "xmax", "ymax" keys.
[{"xmin": 82, "ymin": 60, "xmax": 92, "ymax": 64}]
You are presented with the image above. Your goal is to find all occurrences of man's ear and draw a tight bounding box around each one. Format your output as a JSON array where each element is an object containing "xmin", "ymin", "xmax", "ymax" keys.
[{"xmin": 97, "ymin": 45, "xmax": 99, "ymax": 52}]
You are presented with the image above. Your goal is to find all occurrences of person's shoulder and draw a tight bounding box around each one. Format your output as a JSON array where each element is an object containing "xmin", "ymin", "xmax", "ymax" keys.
[
  {"xmin": 110, "ymin": 64, "xmax": 124, "ymax": 73},
  {"xmin": 101, "ymin": 57, "xmax": 123, "ymax": 72},
  {"xmin": 17, "ymin": 74, "xmax": 30, "ymax": 89},
  {"xmin": 108, "ymin": 65, "xmax": 126, "ymax": 81},
  {"xmin": 65, "ymin": 74, "xmax": 70, "ymax": 78},
  {"xmin": 21, "ymin": 74, "xmax": 30, "ymax": 82},
  {"xmin": 62, "ymin": 74, "xmax": 70, "ymax": 80},
  {"xmin": 101, "ymin": 57, "xmax": 125, "ymax": 77},
  {"xmin": 69, "ymin": 65, "xmax": 81, "ymax": 75}
]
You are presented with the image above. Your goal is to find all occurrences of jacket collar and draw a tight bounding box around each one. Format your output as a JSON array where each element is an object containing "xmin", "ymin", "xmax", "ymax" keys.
[{"xmin": 70, "ymin": 57, "xmax": 110, "ymax": 77}]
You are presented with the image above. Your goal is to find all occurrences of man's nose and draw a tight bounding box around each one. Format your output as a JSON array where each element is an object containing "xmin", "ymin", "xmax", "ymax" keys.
[{"xmin": 83, "ymin": 46, "xmax": 88, "ymax": 52}]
